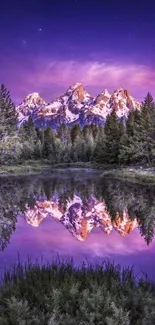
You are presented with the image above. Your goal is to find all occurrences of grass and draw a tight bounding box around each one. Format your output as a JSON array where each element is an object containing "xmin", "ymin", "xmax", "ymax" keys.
[
  {"xmin": 0, "ymin": 257, "xmax": 155, "ymax": 324},
  {"xmin": 101, "ymin": 167, "xmax": 155, "ymax": 184},
  {"xmin": 0, "ymin": 159, "xmax": 51, "ymax": 176},
  {"xmin": 1, "ymin": 159, "xmax": 155, "ymax": 185},
  {"xmin": 0, "ymin": 161, "xmax": 115, "ymax": 176},
  {"xmin": 45, "ymin": 161, "xmax": 119, "ymax": 170}
]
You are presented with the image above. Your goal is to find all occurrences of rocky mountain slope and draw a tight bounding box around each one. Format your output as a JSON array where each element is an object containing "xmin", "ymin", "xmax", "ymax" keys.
[
  {"xmin": 25, "ymin": 195, "xmax": 138, "ymax": 241},
  {"xmin": 16, "ymin": 83, "xmax": 141, "ymax": 129}
]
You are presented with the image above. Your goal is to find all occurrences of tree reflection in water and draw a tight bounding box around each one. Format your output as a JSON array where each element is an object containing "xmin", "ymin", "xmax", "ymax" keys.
[{"xmin": 0, "ymin": 171, "xmax": 155, "ymax": 252}]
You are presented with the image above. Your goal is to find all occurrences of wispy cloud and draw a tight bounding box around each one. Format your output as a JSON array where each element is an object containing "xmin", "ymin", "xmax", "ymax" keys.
[
  {"xmin": 29, "ymin": 59, "xmax": 155, "ymax": 88},
  {"xmin": 1, "ymin": 57, "xmax": 155, "ymax": 103}
]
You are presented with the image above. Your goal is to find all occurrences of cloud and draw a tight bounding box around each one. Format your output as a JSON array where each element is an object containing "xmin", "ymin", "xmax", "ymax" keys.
[
  {"xmin": 1, "ymin": 57, "xmax": 155, "ymax": 103},
  {"xmin": 29, "ymin": 59, "xmax": 155, "ymax": 88}
]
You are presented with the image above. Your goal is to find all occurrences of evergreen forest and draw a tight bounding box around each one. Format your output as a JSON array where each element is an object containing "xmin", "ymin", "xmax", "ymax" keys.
[{"xmin": 1, "ymin": 83, "xmax": 155, "ymax": 167}]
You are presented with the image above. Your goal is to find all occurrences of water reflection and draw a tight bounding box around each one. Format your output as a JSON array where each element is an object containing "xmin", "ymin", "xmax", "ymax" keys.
[{"xmin": 0, "ymin": 170, "xmax": 155, "ymax": 274}]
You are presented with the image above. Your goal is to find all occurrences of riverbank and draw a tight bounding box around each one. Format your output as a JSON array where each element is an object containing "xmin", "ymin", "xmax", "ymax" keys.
[
  {"xmin": 0, "ymin": 161, "xmax": 105, "ymax": 176},
  {"xmin": 0, "ymin": 161, "xmax": 155, "ymax": 184},
  {"xmin": 0, "ymin": 258, "xmax": 155, "ymax": 324},
  {"xmin": 0, "ymin": 159, "xmax": 51, "ymax": 176},
  {"xmin": 101, "ymin": 167, "xmax": 155, "ymax": 184}
]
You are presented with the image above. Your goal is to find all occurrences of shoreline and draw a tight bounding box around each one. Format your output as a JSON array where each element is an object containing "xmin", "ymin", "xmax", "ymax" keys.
[
  {"xmin": 0, "ymin": 161, "xmax": 155, "ymax": 184},
  {"xmin": 101, "ymin": 167, "xmax": 155, "ymax": 184}
]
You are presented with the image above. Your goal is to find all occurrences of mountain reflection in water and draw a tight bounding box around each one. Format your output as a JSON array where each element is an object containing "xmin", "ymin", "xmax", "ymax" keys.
[{"xmin": 0, "ymin": 169, "xmax": 155, "ymax": 278}]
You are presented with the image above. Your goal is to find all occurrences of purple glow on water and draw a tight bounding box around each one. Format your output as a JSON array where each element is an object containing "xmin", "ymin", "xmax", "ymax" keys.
[{"xmin": 1, "ymin": 215, "xmax": 155, "ymax": 280}]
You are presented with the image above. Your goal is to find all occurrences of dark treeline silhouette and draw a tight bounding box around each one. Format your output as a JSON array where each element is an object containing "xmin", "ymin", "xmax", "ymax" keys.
[{"xmin": 1, "ymin": 83, "xmax": 155, "ymax": 166}]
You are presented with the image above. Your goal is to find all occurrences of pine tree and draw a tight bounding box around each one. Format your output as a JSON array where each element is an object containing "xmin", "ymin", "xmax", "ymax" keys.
[
  {"xmin": 0, "ymin": 84, "xmax": 18, "ymax": 139},
  {"xmin": 91, "ymin": 125, "xmax": 99, "ymax": 139},
  {"xmin": 57, "ymin": 123, "xmax": 71, "ymax": 146},
  {"xmin": 118, "ymin": 118, "xmax": 125, "ymax": 138},
  {"xmin": 143, "ymin": 92, "xmax": 155, "ymax": 109},
  {"xmin": 126, "ymin": 110, "xmax": 135, "ymax": 137},
  {"xmin": 101, "ymin": 109, "xmax": 121, "ymax": 164},
  {"xmin": 82, "ymin": 126, "xmax": 95, "ymax": 161},
  {"xmin": 131, "ymin": 95, "xmax": 155, "ymax": 166},
  {"xmin": 71, "ymin": 133, "xmax": 86, "ymax": 162},
  {"xmin": 93, "ymin": 127, "xmax": 106, "ymax": 163},
  {"xmin": 119, "ymin": 103, "xmax": 155, "ymax": 166},
  {"xmin": 119, "ymin": 132, "xmax": 133, "ymax": 165},
  {"xmin": 70, "ymin": 125, "xmax": 81, "ymax": 144},
  {"xmin": 42, "ymin": 127, "xmax": 57, "ymax": 161},
  {"xmin": 19, "ymin": 116, "xmax": 37, "ymax": 142},
  {"xmin": 117, "ymin": 118, "xmax": 126, "ymax": 165},
  {"xmin": 119, "ymin": 110, "xmax": 138, "ymax": 165}
]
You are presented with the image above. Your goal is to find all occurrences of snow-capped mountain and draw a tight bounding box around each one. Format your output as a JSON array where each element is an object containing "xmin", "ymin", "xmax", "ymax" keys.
[
  {"xmin": 24, "ymin": 195, "xmax": 138, "ymax": 241},
  {"xmin": 16, "ymin": 92, "xmax": 47, "ymax": 126},
  {"xmin": 16, "ymin": 83, "xmax": 141, "ymax": 129}
]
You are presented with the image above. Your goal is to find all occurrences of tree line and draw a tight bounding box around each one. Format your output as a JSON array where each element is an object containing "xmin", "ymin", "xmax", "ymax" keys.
[{"xmin": 1, "ymin": 83, "xmax": 155, "ymax": 166}]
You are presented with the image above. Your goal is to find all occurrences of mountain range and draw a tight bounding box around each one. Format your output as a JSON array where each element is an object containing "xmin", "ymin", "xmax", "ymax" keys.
[
  {"xmin": 24, "ymin": 195, "xmax": 138, "ymax": 241},
  {"xmin": 16, "ymin": 82, "xmax": 141, "ymax": 129}
]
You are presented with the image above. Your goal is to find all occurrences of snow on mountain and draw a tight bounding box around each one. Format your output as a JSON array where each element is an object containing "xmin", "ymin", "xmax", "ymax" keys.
[
  {"xmin": 36, "ymin": 82, "xmax": 93, "ymax": 125},
  {"xmin": 109, "ymin": 88, "xmax": 141, "ymax": 118},
  {"xmin": 24, "ymin": 195, "xmax": 138, "ymax": 241},
  {"xmin": 16, "ymin": 83, "xmax": 141, "ymax": 128},
  {"xmin": 16, "ymin": 92, "xmax": 47, "ymax": 126},
  {"xmin": 88, "ymin": 89, "xmax": 111, "ymax": 117}
]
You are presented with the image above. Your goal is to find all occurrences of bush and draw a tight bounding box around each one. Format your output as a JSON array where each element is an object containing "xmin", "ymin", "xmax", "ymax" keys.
[{"xmin": 0, "ymin": 258, "xmax": 155, "ymax": 324}]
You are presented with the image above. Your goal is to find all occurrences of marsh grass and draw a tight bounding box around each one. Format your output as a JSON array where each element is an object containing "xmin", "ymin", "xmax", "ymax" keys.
[
  {"xmin": 0, "ymin": 255, "xmax": 155, "ymax": 324},
  {"xmin": 101, "ymin": 168, "xmax": 155, "ymax": 185},
  {"xmin": 0, "ymin": 161, "xmax": 116, "ymax": 176},
  {"xmin": 51, "ymin": 162, "xmax": 119, "ymax": 170},
  {"xmin": 0, "ymin": 159, "xmax": 51, "ymax": 176}
]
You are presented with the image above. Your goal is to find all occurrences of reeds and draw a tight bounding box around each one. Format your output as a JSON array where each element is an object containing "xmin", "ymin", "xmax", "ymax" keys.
[{"xmin": 0, "ymin": 255, "xmax": 155, "ymax": 324}]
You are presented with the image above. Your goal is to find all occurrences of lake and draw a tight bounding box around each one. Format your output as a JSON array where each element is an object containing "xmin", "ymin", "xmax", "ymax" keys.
[{"xmin": 0, "ymin": 169, "xmax": 155, "ymax": 279}]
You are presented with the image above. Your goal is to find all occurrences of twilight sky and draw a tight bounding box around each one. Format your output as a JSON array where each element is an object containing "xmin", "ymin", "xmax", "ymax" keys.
[{"xmin": 1, "ymin": 0, "xmax": 155, "ymax": 104}]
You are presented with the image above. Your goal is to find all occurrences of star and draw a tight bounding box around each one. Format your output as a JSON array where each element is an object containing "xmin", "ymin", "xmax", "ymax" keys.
[{"xmin": 39, "ymin": 28, "xmax": 42, "ymax": 32}]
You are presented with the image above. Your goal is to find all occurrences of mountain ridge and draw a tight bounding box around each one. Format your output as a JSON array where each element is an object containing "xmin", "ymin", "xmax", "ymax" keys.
[
  {"xmin": 24, "ymin": 196, "xmax": 138, "ymax": 241},
  {"xmin": 16, "ymin": 83, "xmax": 141, "ymax": 129}
]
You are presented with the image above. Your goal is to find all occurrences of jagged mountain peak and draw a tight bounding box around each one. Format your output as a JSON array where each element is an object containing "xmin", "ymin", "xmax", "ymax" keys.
[
  {"xmin": 16, "ymin": 92, "xmax": 47, "ymax": 126},
  {"xmin": 65, "ymin": 82, "xmax": 92, "ymax": 103},
  {"xmin": 24, "ymin": 196, "xmax": 139, "ymax": 241},
  {"xmin": 68, "ymin": 82, "xmax": 83, "ymax": 91},
  {"xmin": 65, "ymin": 82, "xmax": 84, "ymax": 98},
  {"xmin": 36, "ymin": 82, "xmax": 93, "ymax": 122},
  {"xmin": 25, "ymin": 92, "xmax": 40, "ymax": 98},
  {"xmin": 110, "ymin": 87, "xmax": 141, "ymax": 116},
  {"xmin": 95, "ymin": 89, "xmax": 111, "ymax": 105},
  {"xmin": 100, "ymin": 89, "xmax": 111, "ymax": 96},
  {"xmin": 21, "ymin": 92, "xmax": 46, "ymax": 106},
  {"xmin": 16, "ymin": 83, "xmax": 141, "ymax": 129},
  {"xmin": 113, "ymin": 88, "xmax": 131, "ymax": 97}
]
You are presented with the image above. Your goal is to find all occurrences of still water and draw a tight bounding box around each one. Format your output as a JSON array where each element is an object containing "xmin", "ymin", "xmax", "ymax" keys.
[{"xmin": 0, "ymin": 169, "xmax": 155, "ymax": 279}]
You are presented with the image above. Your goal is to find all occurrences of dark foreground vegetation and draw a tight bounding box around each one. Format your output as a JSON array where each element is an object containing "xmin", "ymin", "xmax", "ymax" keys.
[{"xmin": 0, "ymin": 259, "xmax": 155, "ymax": 324}]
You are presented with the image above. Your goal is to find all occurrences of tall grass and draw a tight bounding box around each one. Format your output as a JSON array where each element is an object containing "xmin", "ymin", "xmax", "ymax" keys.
[{"xmin": 0, "ymin": 256, "xmax": 155, "ymax": 324}]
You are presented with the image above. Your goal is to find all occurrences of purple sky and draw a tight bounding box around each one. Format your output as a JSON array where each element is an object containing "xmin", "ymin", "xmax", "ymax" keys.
[{"xmin": 1, "ymin": 0, "xmax": 155, "ymax": 104}]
